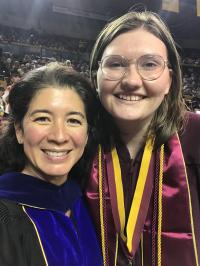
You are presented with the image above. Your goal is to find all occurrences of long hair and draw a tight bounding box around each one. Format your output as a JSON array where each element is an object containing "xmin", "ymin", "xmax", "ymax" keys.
[
  {"xmin": 90, "ymin": 11, "xmax": 186, "ymax": 148},
  {"xmin": 0, "ymin": 62, "xmax": 99, "ymax": 187}
]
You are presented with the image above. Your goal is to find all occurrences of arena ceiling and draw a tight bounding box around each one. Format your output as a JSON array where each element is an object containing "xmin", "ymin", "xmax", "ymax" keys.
[
  {"xmin": 51, "ymin": 0, "xmax": 200, "ymax": 40},
  {"xmin": 0, "ymin": 0, "xmax": 199, "ymax": 42}
]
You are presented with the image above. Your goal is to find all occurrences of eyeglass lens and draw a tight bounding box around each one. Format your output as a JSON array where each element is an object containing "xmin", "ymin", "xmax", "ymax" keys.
[{"xmin": 101, "ymin": 55, "xmax": 166, "ymax": 81}]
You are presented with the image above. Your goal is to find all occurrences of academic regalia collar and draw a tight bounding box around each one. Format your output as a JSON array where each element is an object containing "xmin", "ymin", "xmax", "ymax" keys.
[{"xmin": 0, "ymin": 172, "xmax": 82, "ymax": 212}]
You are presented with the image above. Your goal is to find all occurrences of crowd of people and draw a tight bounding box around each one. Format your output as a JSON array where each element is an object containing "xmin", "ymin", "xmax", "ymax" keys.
[
  {"xmin": 0, "ymin": 23, "xmax": 200, "ymax": 115},
  {"xmin": 180, "ymin": 49, "xmax": 200, "ymax": 111},
  {"xmin": 0, "ymin": 23, "xmax": 92, "ymax": 80},
  {"xmin": 0, "ymin": 24, "xmax": 93, "ymax": 53}
]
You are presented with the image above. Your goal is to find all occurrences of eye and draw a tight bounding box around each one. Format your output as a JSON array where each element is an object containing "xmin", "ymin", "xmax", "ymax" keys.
[
  {"xmin": 33, "ymin": 116, "xmax": 51, "ymax": 124},
  {"xmin": 139, "ymin": 55, "xmax": 163, "ymax": 71},
  {"xmin": 141, "ymin": 60, "xmax": 159, "ymax": 70},
  {"xmin": 109, "ymin": 61, "xmax": 122, "ymax": 68},
  {"xmin": 103, "ymin": 57, "xmax": 126, "ymax": 69},
  {"xmin": 67, "ymin": 118, "xmax": 82, "ymax": 126}
]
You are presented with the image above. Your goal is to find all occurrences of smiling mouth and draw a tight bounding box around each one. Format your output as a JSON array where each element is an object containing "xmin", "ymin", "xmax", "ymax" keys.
[
  {"xmin": 43, "ymin": 150, "xmax": 71, "ymax": 157},
  {"xmin": 116, "ymin": 94, "xmax": 144, "ymax": 101}
]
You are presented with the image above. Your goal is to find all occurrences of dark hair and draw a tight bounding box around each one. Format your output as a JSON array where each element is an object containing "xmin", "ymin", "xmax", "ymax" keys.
[
  {"xmin": 90, "ymin": 11, "xmax": 186, "ymax": 148},
  {"xmin": 0, "ymin": 62, "xmax": 98, "ymax": 187}
]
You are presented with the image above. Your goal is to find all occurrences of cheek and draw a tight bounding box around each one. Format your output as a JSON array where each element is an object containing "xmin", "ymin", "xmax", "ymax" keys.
[
  {"xmin": 97, "ymin": 75, "xmax": 117, "ymax": 99},
  {"xmin": 145, "ymin": 75, "xmax": 171, "ymax": 96},
  {"xmin": 23, "ymin": 126, "xmax": 46, "ymax": 146},
  {"xmin": 156, "ymin": 72, "xmax": 172, "ymax": 95},
  {"xmin": 72, "ymin": 129, "xmax": 88, "ymax": 148}
]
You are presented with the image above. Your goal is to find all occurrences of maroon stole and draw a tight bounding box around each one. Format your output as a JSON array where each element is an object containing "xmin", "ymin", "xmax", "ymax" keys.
[{"xmin": 87, "ymin": 133, "xmax": 199, "ymax": 266}]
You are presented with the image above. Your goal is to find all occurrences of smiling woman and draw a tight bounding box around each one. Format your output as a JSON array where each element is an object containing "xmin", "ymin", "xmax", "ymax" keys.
[
  {"xmin": 0, "ymin": 63, "xmax": 102, "ymax": 266},
  {"xmin": 86, "ymin": 10, "xmax": 200, "ymax": 266}
]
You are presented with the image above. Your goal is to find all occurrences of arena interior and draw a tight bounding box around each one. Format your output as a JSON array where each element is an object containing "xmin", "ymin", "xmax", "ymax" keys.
[{"xmin": 0, "ymin": 0, "xmax": 200, "ymax": 133}]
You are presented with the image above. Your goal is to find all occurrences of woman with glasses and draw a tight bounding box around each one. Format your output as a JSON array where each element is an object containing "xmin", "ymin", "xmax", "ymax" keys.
[{"xmin": 86, "ymin": 11, "xmax": 200, "ymax": 266}]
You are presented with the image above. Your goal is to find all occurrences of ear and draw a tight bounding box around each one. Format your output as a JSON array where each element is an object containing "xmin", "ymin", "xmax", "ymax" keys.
[
  {"xmin": 164, "ymin": 69, "xmax": 173, "ymax": 95},
  {"xmin": 14, "ymin": 123, "xmax": 24, "ymax": 144}
]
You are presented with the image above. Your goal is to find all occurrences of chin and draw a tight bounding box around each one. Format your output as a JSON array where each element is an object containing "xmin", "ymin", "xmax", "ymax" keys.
[
  {"xmin": 115, "ymin": 115, "xmax": 139, "ymax": 122},
  {"xmin": 42, "ymin": 171, "xmax": 69, "ymax": 185}
]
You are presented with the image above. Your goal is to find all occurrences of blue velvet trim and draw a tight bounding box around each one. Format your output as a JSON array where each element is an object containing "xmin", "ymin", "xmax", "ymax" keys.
[
  {"xmin": 25, "ymin": 198, "xmax": 103, "ymax": 266},
  {"xmin": 0, "ymin": 172, "xmax": 81, "ymax": 212}
]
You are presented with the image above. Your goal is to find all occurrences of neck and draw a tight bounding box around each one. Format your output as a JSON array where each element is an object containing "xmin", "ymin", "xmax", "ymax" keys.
[{"xmin": 116, "ymin": 119, "xmax": 151, "ymax": 159}]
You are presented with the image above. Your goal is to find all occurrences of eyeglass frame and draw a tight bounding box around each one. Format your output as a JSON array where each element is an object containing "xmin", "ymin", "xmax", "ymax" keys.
[{"xmin": 98, "ymin": 54, "xmax": 170, "ymax": 81}]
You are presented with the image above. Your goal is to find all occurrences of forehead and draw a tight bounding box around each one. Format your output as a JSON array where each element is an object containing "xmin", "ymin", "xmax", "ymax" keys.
[
  {"xmin": 28, "ymin": 87, "xmax": 85, "ymax": 112},
  {"xmin": 102, "ymin": 29, "xmax": 168, "ymax": 58}
]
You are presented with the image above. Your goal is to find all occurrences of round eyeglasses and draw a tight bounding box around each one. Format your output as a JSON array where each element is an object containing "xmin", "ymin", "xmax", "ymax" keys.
[{"xmin": 98, "ymin": 54, "xmax": 169, "ymax": 81}]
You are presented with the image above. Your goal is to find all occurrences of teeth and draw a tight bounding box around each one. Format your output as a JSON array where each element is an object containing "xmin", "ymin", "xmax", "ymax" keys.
[
  {"xmin": 118, "ymin": 95, "xmax": 143, "ymax": 101},
  {"xmin": 44, "ymin": 151, "xmax": 68, "ymax": 157}
]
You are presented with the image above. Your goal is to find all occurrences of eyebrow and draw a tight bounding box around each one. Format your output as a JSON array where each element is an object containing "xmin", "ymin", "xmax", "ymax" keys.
[{"xmin": 30, "ymin": 109, "xmax": 86, "ymax": 119}]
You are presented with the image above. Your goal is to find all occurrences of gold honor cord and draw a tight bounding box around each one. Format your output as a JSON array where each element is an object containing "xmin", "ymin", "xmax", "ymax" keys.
[
  {"xmin": 98, "ymin": 145, "xmax": 107, "ymax": 266},
  {"xmin": 111, "ymin": 148, "xmax": 126, "ymax": 241},
  {"xmin": 112, "ymin": 138, "xmax": 154, "ymax": 253},
  {"xmin": 22, "ymin": 206, "xmax": 49, "ymax": 266},
  {"xmin": 114, "ymin": 233, "xmax": 119, "ymax": 266}
]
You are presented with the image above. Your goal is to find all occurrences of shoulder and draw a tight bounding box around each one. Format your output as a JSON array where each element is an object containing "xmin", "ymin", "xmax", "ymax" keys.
[
  {"xmin": 0, "ymin": 199, "xmax": 42, "ymax": 237},
  {"xmin": 185, "ymin": 111, "xmax": 200, "ymax": 129},
  {"xmin": 0, "ymin": 199, "xmax": 24, "ymax": 221},
  {"xmin": 180, "ymin": 111, "xmax": 200, "ymax": 139},
  {"xmin": 0, "ymin": 199, "xmax": 46, "ymax": 266},
  {"xmin": 0, "ymin": 199, "xmax": 32, "ymax": 229},
  {"xmin": 179, "ymin": 111, "xmax": 200, "ymax": 163}
]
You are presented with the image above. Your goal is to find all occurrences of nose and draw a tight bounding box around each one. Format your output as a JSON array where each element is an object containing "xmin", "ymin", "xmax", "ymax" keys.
[
  {"xmin": 47, "ymin": 121, "xmax": 69, "ymax": 144},
  {"xmin": 121, "ymin": 64, "xmax": 143, "ymax": 88}
]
